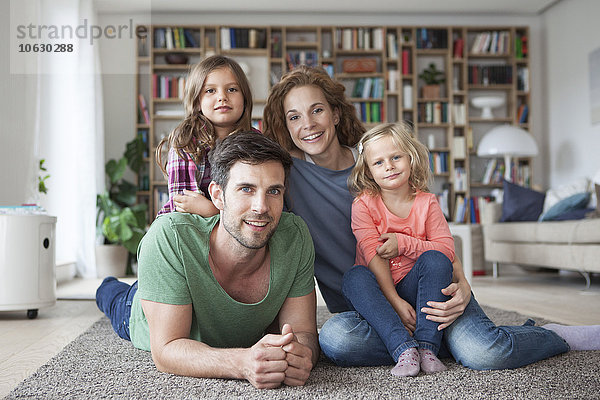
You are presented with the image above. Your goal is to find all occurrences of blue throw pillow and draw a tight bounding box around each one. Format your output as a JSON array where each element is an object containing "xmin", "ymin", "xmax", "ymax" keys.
[
  {"xmin": 538, "ymin": 192, "xmax": 591, "ymax": 221},
  {"xmin": 500, "ymin": 179, "xmax": 546, "ymax": 222}
]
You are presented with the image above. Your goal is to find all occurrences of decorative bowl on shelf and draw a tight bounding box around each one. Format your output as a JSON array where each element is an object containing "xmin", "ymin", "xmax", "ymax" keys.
[
  {"xmin": 165, "ymin": 53, "xmax": 189, "ymax": 65},
  {"xmin": 471, "ymin": 96, "xmax": 505, "ymax": 119}
]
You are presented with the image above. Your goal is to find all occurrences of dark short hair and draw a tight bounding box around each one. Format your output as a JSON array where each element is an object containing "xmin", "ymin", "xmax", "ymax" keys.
[{"xmin": 208, "ymin": 131, "xmax": 292, "ymax": 189}]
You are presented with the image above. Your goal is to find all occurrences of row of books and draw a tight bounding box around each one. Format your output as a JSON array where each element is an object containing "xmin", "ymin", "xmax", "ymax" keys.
[
  {"xmin": 484, "ymin": 160, "xmax": 533, "ymax": 188},
  {"xmin": 436, "ymin": 187, "xmax": 451, "ymax": 219},
  {"xmin": 154, "ymin": 187, "xmax": 169, "ymax": 216},
  {"xmin": 418, "ymin": 101, "xmax": 450, "ymax": 124},
  {"xmin": 517, "ymin": 67, "xmax": 530, "ymax": 92},
  {"xmin": 416, "ymin": 28, "xmax": 448, "ymax": 50},
  {"xmin": 251, "ymin": 119, "xmax": 263, "ymax": 132},
  {"xmin": 481, "ymin": 159, "xmax": 505, "ymax": 185},
  {"xmin": 429, "ymin": 151, "xmax": 449, "ymax": 174},
  {"xmin": 286, "ymin": 51, "xmax": 318, "ymax": 70},
  {"xmin": 137, "ymin": 129, "xmax": 149, "ymax": 158},
  {"xmin": 470, "ymin": 31, "xmax": 510, "ymax": 55},
  {"xmin": 515, "ymin": 35, "xmax": 528, "ymax": 59},
  {"xmin": 152, "ymin": 74, "xmax": 186, "ymax": 99},
  {"xmin": 453, "ymin": 167, "xmax": 467, "ymax": 192},
  {"xmin": 454, "ymin": 195, "xmax": 492, "ymax": 223},
  {"xmin": 336, "ymin": 28, "xmax": 385, "ymax": 51},
  {"xmin": 220, "ymin": 27, "xmax": 266, "ymax": 50},
  {"xmin": 353, "ymin": 102, "xmax": 384, "ymax": 123},
  {"xmin": 481, "ymin": 158, "xmax": 536, "ymax": 187},
  {"xmin": 468, "ymin": 65, "xmax": 513, "ymax": 85},
  {"xmin": 350, "ymin": 77, "xmax": 385, "ymax": 99},
  {"xmin": 154, "ymin": 28, "xmax": 199, "ymax": 49}
]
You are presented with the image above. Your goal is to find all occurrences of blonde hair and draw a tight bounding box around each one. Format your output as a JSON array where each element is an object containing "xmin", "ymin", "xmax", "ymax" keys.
[
  {"xmin": 263, "ymin": 65, "xmax": 364, "ymax": 151},
  {"xmin": 156, "ymin": 55, "xmax": 253, "ymax": 176},
  {"xmin": 348, "ymin": 122, "xmax": 432, "ymax": 197}
]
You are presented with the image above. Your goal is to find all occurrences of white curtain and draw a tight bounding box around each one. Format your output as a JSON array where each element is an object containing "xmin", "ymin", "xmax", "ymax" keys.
[{"xmin": 31, "ymin": 0, "xmax": 105, "ymax": 278}]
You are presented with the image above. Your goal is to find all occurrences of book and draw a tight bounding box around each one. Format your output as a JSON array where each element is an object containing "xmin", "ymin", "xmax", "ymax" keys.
[
  {"xmin": 387, "ymin": 33, "xmax": 398, "ymax": 58},
  {"xmin": 183, "ymin": 29, "xmax": 198, "ymax": 48},
  {"xmin": 453, "ymin": 37, "xmax": 464, "ymax": 58},
  {"xmin": 165, "ymin": 27, "xmax": 174, "ymax": 49},
  {"xmin": 220, "ymin": 27, "xmax": 231, "ymax": 50},
  {"xmin": 138, "ymin": 94, "xmax": 150, "ymax": 124},
  {"xmin": 518, "ymin": 104, "xmax": 529, "ymax": 123},
  {"xmin": 402, "ymin": 49, "xmax": 411, "ymax": 74}
]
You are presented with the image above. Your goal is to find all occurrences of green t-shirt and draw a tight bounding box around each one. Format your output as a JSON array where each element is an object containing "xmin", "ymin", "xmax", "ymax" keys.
[{"xmin": 129, "ymin": 212, "xmax": 315, "ymax": 351}]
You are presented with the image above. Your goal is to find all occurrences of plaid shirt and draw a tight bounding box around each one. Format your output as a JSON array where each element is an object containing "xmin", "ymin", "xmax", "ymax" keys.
[{"xmin": 156, "ymin": 147, "xmax": 211, "ymax": 216}]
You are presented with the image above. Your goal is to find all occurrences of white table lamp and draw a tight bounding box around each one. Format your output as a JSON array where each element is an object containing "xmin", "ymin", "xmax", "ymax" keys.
[{"xmin": 477, "ymin": 125, "xmax": 538, "ymax": 181}]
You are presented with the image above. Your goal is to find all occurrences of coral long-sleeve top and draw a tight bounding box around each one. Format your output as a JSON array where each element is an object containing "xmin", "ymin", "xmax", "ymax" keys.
[{"xmin": 352, "ymin": 191, "xmax": 455, "ymax": 285}]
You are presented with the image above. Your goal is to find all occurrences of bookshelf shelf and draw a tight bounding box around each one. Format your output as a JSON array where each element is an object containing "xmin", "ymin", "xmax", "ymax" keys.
[{"xmin": 133, "ymin": 24, "xmax": 531, "ymax": 224}]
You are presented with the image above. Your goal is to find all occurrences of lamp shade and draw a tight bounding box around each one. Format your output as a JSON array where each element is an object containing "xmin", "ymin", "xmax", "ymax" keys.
[{"xmin": 477, "ymin": 125, "xmax": 538, "ymax": 157}]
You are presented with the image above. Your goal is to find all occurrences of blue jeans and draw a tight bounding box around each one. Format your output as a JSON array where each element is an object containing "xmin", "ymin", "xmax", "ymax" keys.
[
  {"xmin": 341, "ymin": 250, "xmax": 453, "ymax": 361},
  {"xmin": 95, "ymin": 277, "xmax": 138, "ymax": 341},
  {"xmin": 320, "ymin": 292, "xmax": 570, "ymax": 369}
]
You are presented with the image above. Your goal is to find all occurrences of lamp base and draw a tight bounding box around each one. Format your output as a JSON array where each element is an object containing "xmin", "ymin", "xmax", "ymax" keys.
[{"xmin": 504, "ymin": 154, "xmax": 512, "ymax": 182}]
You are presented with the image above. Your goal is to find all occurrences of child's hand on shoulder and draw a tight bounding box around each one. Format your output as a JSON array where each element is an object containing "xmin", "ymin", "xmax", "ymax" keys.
[
  {"xmin": 376, "ymin": 233, "xmax": 400, "ymax": 259},
  {"xmin": 173, "ymin": 190, "xmax": 205, "ymax": 213}
]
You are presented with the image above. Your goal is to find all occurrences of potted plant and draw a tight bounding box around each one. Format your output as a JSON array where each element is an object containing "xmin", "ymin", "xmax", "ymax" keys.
[
  {"xmin": 96, "ymin": 135, "xmax": 147, "ymax": 278},
  {"xmin": 418, "ymin": 63, "xmax": 445, "ymax": 99}
]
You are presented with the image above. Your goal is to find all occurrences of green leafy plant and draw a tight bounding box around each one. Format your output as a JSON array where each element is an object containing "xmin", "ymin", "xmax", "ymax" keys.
[
  {"xmin": 96, "ymin": 135, "xmax": 147, "ymax": 255},
  {"xmin": 418, "ymin": 63, "xmax": 445, "ymax": 85},
  {"xmin": 38, "ymin": 159, "xmax": 50, "ymax": 194}
]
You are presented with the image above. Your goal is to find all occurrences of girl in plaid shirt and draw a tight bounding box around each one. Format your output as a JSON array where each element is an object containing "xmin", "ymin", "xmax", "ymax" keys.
[{"xmin": 156, "ymin": 55, "xmax": 255, "ymax": 217}]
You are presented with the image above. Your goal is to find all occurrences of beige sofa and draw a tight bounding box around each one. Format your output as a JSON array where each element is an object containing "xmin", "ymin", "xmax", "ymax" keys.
[{"xmin": 481, "ymin": 202, "xmax": 600, "ymax": 287}]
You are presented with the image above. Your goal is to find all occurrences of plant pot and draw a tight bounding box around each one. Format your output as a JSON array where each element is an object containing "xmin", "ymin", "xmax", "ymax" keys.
[
  {"xmin": 422, "ymin": 84, "xmax": 441, "ymax": 99},
  {"xmin": 95, "ymin": 244, "xmax": 128, "ymax": 278}
]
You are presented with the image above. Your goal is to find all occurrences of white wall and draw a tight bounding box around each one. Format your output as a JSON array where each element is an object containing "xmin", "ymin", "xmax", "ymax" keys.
[
  {"xmin": 543, "ymin": 0, "xmax": 600, "ymax": 188},
  {"xmin": 0, "ymin": 1, "xmax": 38, "ymax": 205}
]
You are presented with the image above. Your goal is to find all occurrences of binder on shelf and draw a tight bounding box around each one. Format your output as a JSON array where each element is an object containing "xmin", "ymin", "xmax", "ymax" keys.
[
  {"xmin": 402, "ymin": 83, "xmax": 412, "ymax": 109},
  {"xmin": 452, "ymin": 136, "xmax": 466, "ymax": 159}
]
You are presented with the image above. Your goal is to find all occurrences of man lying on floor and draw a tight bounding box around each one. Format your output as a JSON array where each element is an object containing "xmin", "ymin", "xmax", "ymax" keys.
[{"xmin": 96, "ymin": 132, "xmax": 319, "ymax": 389}]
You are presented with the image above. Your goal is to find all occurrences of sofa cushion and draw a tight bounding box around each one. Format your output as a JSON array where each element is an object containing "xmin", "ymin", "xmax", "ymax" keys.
[
  {"xmin": 484, "ymin": 218, "xmax": 600, "ymax": 244},
  {"xmin": 538, "ymin": 192, "xmax": 591, "ymax": 221},
  {"xmin": 543, "ymin": 177, "xmax": 590, "ymax": 213},
  {"xmin": 500, "ymin": 180, "xmax": 545, "ymax": 222}
]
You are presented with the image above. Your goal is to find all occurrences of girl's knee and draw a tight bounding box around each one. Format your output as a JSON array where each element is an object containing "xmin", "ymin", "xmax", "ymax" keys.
[
  {"xmin": 342, "ymin": 265, "xmax": 372, "ymax": 291},
  {"xmin": 418, "ymin": 250, "xmax": 453, "ymax": 277}
]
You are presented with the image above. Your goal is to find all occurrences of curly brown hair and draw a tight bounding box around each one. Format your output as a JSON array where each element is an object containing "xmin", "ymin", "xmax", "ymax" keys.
[
  {"xmin": 263, "ymin": 65, "xmax": 364, "ymax": 152},
  {"xmin": 156, "ymin": 55, "xmax": 253, "ymax": 176},
  {"xmin": 348, "ymin": 122, "xmax": 432, "ymax": 198}
]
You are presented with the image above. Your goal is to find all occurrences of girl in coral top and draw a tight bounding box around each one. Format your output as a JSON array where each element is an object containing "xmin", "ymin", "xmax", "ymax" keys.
[{"xmin": 344, "ymin": 122, "xmax": 455, "ymax": 377}]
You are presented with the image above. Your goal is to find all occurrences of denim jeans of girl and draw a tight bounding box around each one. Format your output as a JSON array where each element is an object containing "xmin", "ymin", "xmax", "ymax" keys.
[
  {"xmin": 340, "ymin": 250, "xmax": 453, "ymax": 362},
  {"xmin": 95, "ymin": 277, "xmax": 138, "ymax": 340},
  {"xmin": 320, "ymin": 284, "xmax": 570, "ymax": 369}
]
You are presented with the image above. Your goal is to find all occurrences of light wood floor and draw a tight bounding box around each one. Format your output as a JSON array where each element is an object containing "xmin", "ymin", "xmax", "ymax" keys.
[{"xmin": 1, "ymin": 269, "xmax": 599, "ymax": 398}]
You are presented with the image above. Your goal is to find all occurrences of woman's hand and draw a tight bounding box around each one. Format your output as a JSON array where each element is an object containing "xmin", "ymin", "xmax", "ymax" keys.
[
  {"xmin": 421, "ymin": 279, "xmax": 471, "ymax": 330},
  {"xmin": 376, "ymin": 233, "xmax": 400, "ymax": 259}
]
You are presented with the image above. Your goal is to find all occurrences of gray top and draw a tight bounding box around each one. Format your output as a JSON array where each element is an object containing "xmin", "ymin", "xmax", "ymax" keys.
[{"xmin": 285, "ymin": 149, "xmax": 358, "ymax": 313}]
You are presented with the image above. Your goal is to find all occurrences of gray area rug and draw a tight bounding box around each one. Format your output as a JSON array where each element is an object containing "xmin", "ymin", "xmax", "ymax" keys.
[{"xmin": 5, "ymin": 305, "xmax": 600, "ymax": 399}]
